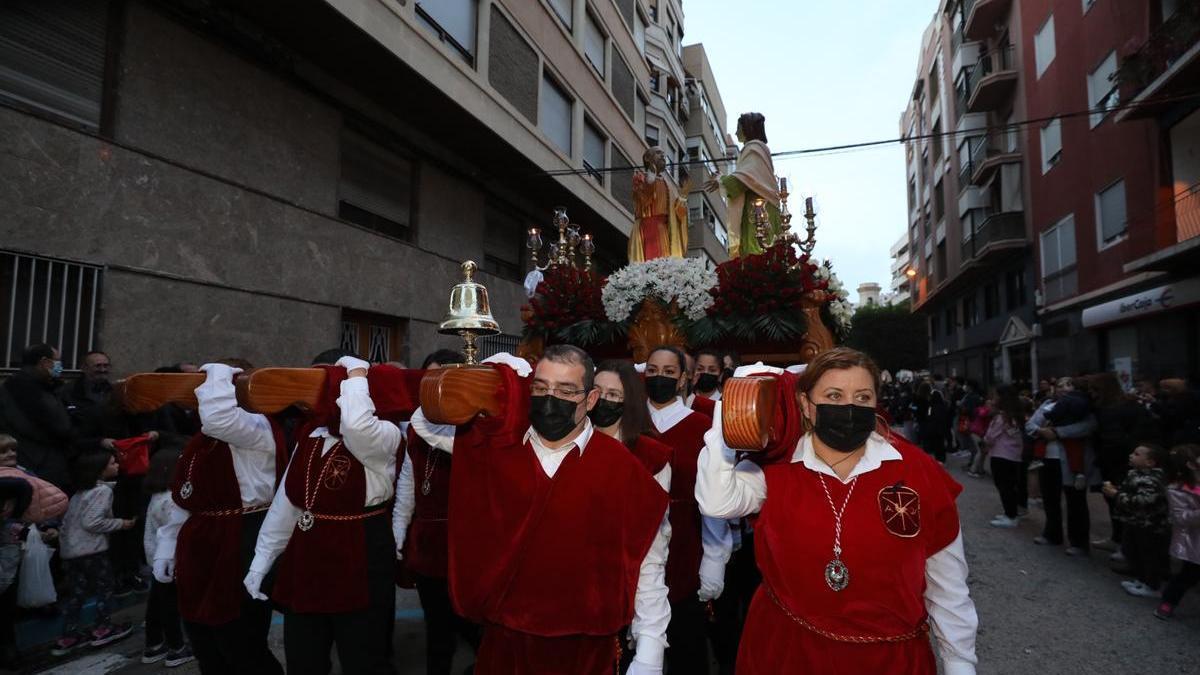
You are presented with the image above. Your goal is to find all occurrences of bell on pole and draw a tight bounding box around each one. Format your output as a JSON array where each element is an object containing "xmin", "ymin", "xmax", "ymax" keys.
[{"xmin": 439, "ymin": 260, "xmax": 500, "ymax": 365}]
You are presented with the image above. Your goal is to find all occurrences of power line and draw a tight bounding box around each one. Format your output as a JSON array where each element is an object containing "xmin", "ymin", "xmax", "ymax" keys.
[{"xmin": 536, "ymin": 90, "xmax": 1200, "ymax": 178}]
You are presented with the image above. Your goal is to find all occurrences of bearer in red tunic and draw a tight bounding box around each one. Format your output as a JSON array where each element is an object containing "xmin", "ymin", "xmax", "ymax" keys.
[
  {"xmin": 696, "ymin": 347, "xmax": 979, "ymax": 674},
  {"xmin": 245, "ymin": 356, "xmax": 408, "ymax": 675},
  {"xmin": 393, "ymin": 349, "xmax": 481, "ymax": 675},
  {"xmin": 441, "ymin": 347, "xmax": 670, "ymax": 675},
  {"xmin": 643, "ymin": 346, "xmax": 732, "ymax": 674},
  {"xmin": 152, "ymin": 362, "xmax": 286, "ymax": 674}
]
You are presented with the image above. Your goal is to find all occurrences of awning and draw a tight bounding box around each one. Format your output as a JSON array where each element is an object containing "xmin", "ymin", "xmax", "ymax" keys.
[{"xmin": 1081, "ymin": 276, "xmax": 1200, "ymax": 328}]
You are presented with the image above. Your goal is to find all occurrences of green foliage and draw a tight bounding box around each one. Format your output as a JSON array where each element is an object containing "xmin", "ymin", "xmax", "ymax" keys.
[
  {"xmin": 555, "ymin": 318, "xmax": 628, "ymax": 347},
  {"xmin": 684, "ymin": 310, "xmax": 809, "ymax": 348},
  {"xmin": 845, "ymin": 301, "xmax": 928, "ymax": 372}
]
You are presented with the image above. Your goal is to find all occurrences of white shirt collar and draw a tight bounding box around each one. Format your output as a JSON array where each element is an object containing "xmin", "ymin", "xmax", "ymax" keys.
[
  {"xmin": 649, "ymin": 397, "xmax": 692, "ymax": 432},
  {"xmin": 523, "ymin": 418, "xmax": 595, "ymax": 456},
  {"xmin": 309, "ymin": 426, "xmax": 337, "ymax": 439},
  {"xmin": 792, "ymin": 431, "xmax": 902, "ymax": 483}
]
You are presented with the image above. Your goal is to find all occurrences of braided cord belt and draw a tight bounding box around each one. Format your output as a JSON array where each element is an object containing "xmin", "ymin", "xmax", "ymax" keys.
[
  {"xmin": 193, "ymin": 503, "xmax": 271, "ymax": 518},
  {"xmin": 311, "ymin": 507, "xmax": 389, "ymax": 523},
  {"xmin": 763, "ymin": 583, "xmax": 929, "ymax": 644}
]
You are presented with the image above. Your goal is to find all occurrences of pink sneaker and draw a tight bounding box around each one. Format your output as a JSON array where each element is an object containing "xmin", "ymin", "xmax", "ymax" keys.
[
  {"xmin": 50, "ymin": 633, "xmax": 88, "ymax": 656},
  {"xmin": 89, "ymin": 622, "xmax": 134, "ymax": 647},
  {"xmin": 1155, "ymin": 602, "xmax": 1175, "ymax": 620}
]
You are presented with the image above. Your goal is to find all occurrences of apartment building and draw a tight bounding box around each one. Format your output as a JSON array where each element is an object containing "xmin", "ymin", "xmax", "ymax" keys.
[
  {"xmin": 682, "ymin": 43, "xmax": 734, "ymax": 268},
  {"xmin": 0, "ymin": 0, "xmax": 665, "ymax": 373},
  {"xmin": 889, "ymin": 233, "xmax": 913, "ymax": 305}
]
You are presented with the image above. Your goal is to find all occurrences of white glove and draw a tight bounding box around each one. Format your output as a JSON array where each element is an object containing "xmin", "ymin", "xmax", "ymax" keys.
[
  {"xmin": 152, "ymin": 558, "xmax": 175, "ymax": 584},
  {"xmin": 733, "ymin": 362, "xmax": 784, "ymax": 378},
  {"xmin": 243, "ymin": 570, "xmax": 268, "ymax": 601},
  {"xmin": 336, "ymin": 356, "xmax": 371, "ymax": 373},
  {"xmin": 784, "ymin": 363, "xmax": 808, "ymax": 375},
  {"xmin": 626, "ymin": 660, "xmax": 663, "ymax": 675},
  {"xmin": 199, "ymin": 362, "xmax": 243, "ymax": 378},
  {"xmin": 634, "ymin": 362, "xmax": 646, "ymax": 373},
  {"xmin": 697, "ymin": 556, "xmax": 726, "ymax": 601},
  {"xmin": 482, "ymin": 352, "xmax": 532, "ymax": 378}
]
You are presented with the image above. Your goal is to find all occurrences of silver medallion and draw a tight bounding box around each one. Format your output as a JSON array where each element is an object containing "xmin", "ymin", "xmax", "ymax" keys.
[
  {"xmin": 824, "ymin": 558, "xmax": 849, "ymax": 592},
  {"xmin": 180, "ymin": 481, "xmax": 193, "ymax": 500},
  {"xmin": 421, "ymin": 478, "xmax": 432, "ymax": 496},
  {"xmin": 298, "ymin": 510, "xmax": 315, "ymax": 532}
]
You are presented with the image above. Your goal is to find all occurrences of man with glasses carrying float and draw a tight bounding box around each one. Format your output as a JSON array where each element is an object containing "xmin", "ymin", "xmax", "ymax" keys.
[{"xmin": 413, "ymin": 346, "xmax": 671, "ymax": 674}]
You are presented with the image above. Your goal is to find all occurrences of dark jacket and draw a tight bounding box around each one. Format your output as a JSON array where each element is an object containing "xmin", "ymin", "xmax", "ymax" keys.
[
  {"xmin": 0, "ymin": 370, "xmax": 78, "ymax": 490},
  {"xmin": 1115, "ymin": 467, "xmax": 1169, "ymax": 533}
]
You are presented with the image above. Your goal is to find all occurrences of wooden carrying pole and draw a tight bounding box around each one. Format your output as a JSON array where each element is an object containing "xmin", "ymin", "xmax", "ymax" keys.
[
  {"xmin": 419, "ymin": 366, "xmax": 505, "ymax": 425},
  {"xmin": 118, "ymin": 373, "xmax": 206, "ymax": 413},
  {"xmin": 721, "ymin": 377, "xmax": 779, "ymax": 451},
  {"xmin": 236, "ymin": 368, "xmax": 327, "ymax": 414}
]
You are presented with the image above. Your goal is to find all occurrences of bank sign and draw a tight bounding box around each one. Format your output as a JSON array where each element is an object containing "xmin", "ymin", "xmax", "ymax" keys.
[{"xmin": 1081, "ymin": 277, "xmax": 1200, "ymax": 328}]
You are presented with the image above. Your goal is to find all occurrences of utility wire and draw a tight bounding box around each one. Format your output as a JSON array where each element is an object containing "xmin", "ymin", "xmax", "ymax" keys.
[{"xmin": 536, "ymin": 90, "xmax": 1200, "ymax": 177}]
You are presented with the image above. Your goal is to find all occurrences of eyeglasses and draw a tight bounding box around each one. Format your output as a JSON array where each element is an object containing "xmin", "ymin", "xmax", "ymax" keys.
[{"xmin": 531, "ymin": 383, "xmax": 590, "ymax": 400}]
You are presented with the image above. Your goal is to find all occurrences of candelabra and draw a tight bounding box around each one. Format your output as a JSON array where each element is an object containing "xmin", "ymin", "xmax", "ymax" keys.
[
  {"xmin": 752, "ymin": 178, "xmax": 820, "ymax": 267},
  {"xmin": 527, "ymin": 207, "xmax": 595, "ymax": 272}
]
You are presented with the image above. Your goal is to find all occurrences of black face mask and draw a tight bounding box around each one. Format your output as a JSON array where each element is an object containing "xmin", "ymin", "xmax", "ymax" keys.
[
  {"xmin": 645, "ymin": 375, "xmax": 680, "ymax": 405},
  {"xmin": 589, "ymin": 399, "xmax": 624, "ymax": 428},
  {"xmin": 695, "ymin": 373, "xmax": 720, "ymax": 393},
  {"xmin": 529, "ymin": 395, "xmax": 582, "ymax": 442},
  {"xmin": 813, "ymin": 403, "xmax": 876, "ymax": 453}
]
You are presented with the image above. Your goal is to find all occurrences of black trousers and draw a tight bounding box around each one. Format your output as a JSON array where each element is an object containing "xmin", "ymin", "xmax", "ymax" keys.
[
  {"xmin": 145, "ymin": 580, "xmax": 185, "ymax": 649},
  {"xmin": 414, "ymin": 573, "xmax": 480, "ymax": 675},
  {"xmin": 1121, "ymin": 526, "xmax": 1171, "ymax": 589},
  {"xmin": 1104, "ymin": 494, "xmax": 1125, "ymax": 543},
  {"xmin": 1038, "ymin": 459, "xmax": 1090, "ymax": 548},
  {"xmin": 110, "ymin": 474, "xmax": 147, "ymax": 585},
  {"xmin": 184, "ymin": 596, "xmax": 281, "ymax": 675},
  {"xmin": 923, "ymin": 436, "xmax": 946, "ymax": 463},
  {"xmin": 1017, "ymin": 460, "xmax": 1030, "ymax": 509},
  {"xmin": 665, "ymin": 596, "xmax": 709, "ymax": 674},
  {"xmin": 283, "ymin": 512, "xmax": 395, "ymax": 675},
  {"xmin": 991, "ymin": 457, "xmax": 1022, "ymax": 518},
  {"xmin": 1162, "ymin": 561, "xmax": 1200, "ymax": 606},
  {"xmin": 709, "ymin": 530, "xmax": 760, "ymax": 675}
]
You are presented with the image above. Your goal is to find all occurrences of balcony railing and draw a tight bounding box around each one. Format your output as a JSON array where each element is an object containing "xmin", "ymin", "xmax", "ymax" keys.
[
  {"xmin": 969, "ymin": 131, "xmax": 1021, "ymax": 183},
  {"xmin": 963, "ymin": 0, "xmax": 1013, "ymax": 41},
  {"xmin": 966, "ymin": 45, "xmax": 1016, "ymax": 112},
  {"xmin": 960, "ymin": 211, "xmax": 1026, "ymax": 262},
  {"xmin": 1116, "ymin": 2, "xmax": 1200, "ymax": 97}
]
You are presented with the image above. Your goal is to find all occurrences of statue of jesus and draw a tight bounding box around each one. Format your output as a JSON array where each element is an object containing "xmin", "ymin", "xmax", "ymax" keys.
[
  {"xmin": 629, "ymin": 146, "xmax": 689, "ymax": 263},
  {"xmin": 706, "ymin": 112, "xmax": 780, "ymax": 257}
]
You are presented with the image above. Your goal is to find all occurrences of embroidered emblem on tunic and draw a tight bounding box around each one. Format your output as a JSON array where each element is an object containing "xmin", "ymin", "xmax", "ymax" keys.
[
  {"xmin": 323, "ymin": 455, "xmax": 353, "ymax": 490},
  {"xmin": 878, "ymin": 483, "xmax": 921, "ymax": 538}
]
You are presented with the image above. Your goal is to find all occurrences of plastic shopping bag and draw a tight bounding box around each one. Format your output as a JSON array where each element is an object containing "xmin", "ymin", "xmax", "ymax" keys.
[{"xmin": 17, "ymin": 525, "xmax": 56, "ymax": 608}]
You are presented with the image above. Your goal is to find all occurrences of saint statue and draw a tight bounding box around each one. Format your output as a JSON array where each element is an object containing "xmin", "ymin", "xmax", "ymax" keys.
[
  {"xmin": 706, "ymin": 112, "xmax": 780, "ymax": 258},
  {"xmin": 629, "ymin": 146, "xmax": 689, "ymax": 263}
]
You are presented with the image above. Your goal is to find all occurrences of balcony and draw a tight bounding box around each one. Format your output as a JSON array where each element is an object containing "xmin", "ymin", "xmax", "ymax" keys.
[
  {"xmin": 960, "ymin": 211, "xmax": 1027, "ymax": 264},
  {"xmin": 966, "ymin": 46, "xmax": 1017, "ymax": 113},
  {"xmin": 963, "ymin": 0, "xmax": 1013, "ymax": 41},
  {"xmin": 969, "ymin": 132, "xmax": 1021, "ymax": 184},
  {"xmin": 1114, "ymin": 2, "xmax": 1200, "ymax": 121}
]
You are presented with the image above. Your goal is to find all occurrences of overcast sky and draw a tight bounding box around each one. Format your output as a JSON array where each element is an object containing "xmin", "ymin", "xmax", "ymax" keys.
[{"xmin": 683, "ymin": 0, "xmax": 940, "ymax": 298}]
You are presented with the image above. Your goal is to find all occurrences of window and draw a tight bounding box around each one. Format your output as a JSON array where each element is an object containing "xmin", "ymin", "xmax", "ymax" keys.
[
  {"xmin": 649, "ymin": 70, "xmax": 660, "ymax": 93},
  {"xmin": 0, "ymin": 250, "xmax": 101, "ymax": 371},
  {"xmin": 928, "ymin": 61, "xmax": 940, "ymax": 104},
  {"xmin": 984, "ymin": 283, "xmax": 999, "ymax": 319},
  {"xmin": 583, "ymin": 118, "xmax": 606, "ymax": 183},
  {"xmin": 635, "ymin": 11, "xmax": 646, "ymax": 53},
  {"xmin": 548, "ymin": 0, "xmax": 572, "ymax": 29},
  {"xmin": 645, "ymin": 124, "xmax": 659, "ymax": 148},
  {"xmin": 1034, "ymin": 15, "xmax": 1056, "ymax": 78},
  {"xmin": 1095, "ymin": 178, "xmax": 1127, "ymax": 247},
  {"xmin": 416, "ymin": 0, "xmax": 477, "ymax": 61},
  {"xmin": 944, "ymin": 307, "xmax": 956, "ymax": 336},
  {"xmin": 539, "ymin": 73, "xmax": 572, "ymax": 155},
  {"xmin": 931, "ymin": 121, "xmax": 943, "ymax": 162},
  {"xmin": 1041, "ymin": 214, "xmax": 1077, "ymax": 303},
  {"xmin": 1087, "ymin": 51, "xmax": 1119, "ymax": 127},
  {"xmin": 908, "ymin": 179, "xmax": 918, "ymax": 211},
  {"xmin": 483, "ymin": 203, "xmax": 526, "ymax": 282},
  {"xmin": 933, "ymin": 180, "xmax": 945, "ymax": 222},
  {"xmin": 635, "ymin": 90, "xmax": 647, "ymax": 132},
  {"xmin": 583, "ymin": 10, "xmax": 606, "ymax": 76},
  {"xmin": 1006, "ymin": 268, "xmax": 1027, "ymax": 310},
  {"xmin": 1040, "ymin": 118, "xmax": 1062, "ymax": 174},
  {"xmin": 341, "ymin": 309, "xmax": 406, "ymax": 364},
  {"xmin": 338, "ymin": 130, "xmax": 415, "ymax": 242},
  {"xmin": 963, "ymin": 295, "xmax": 978, "ymax": 328},
  {"xmin": 649, "ymin": 1, "xmax": 658, "ymax": 22},
  {"xmin": 0, "ymin": 0, "xmax": 110, "ymax": 131}
]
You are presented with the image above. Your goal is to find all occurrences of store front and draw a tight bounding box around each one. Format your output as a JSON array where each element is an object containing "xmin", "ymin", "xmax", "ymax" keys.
[{"xmin": 1081, "ymin": 276, "xmax": 1200, "ymax": 383}]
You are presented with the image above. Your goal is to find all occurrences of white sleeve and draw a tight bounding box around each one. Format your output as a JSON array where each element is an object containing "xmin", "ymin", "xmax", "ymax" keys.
[
  {"xmin": 196, "ymin": 363, "xmax": 275, "ymax": 454},
  {"xmin": 411, "ymin": 407, "xmax": 456, "ymax": 454},
  {"xmin": 925, "ymin": 532, "xmax": 978, "ymax": 675},
  {"xmin": 249, "ymin": 465, "xmax": 301, "ymax": 576},
  {"xmin": 392, "ymin": 451, "xmax": 416, "ymax": 548},
  {"xmin": 153, "ymin": 500, "xmax": 190, "ymax": 563},
  {"xmin": 337, "ymin": 376, "xmax": 402, "ymax": 477},
  {"xmin": 695, "ymin": 403, "xmax": 766, "ymax": 518},
  {"xmin": 631, "ymin": 472, "xmax": 672, "ymax": 669},
  {"xmin": 699, "ymin": 515, "xmax": 733, "ymax": 587}
]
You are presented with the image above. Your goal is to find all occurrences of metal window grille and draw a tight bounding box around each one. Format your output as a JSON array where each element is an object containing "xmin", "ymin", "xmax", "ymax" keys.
[
  {"xmin": 476, "ymin": 334, "xmax": 521, "ymax": 360},
  {"xmin": 1, "ymin": 250, "xmax": 102, "ymax": 372},
  {"xmin": 339, "ymin": 321, "xmax": 360, "ymax": 356},
  {"xmin": 368, "ymin": 325, "xmax": 391, "ymax": 363}
]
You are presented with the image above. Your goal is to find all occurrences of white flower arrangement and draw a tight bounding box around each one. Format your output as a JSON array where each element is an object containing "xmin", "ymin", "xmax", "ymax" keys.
[
  {"xmin": 602, "ymin": 257, "xmax": 718, "ymax": 322},
  {"xmin": 813, "ymin": 259, "xmax": 853, "ymax": 334}
]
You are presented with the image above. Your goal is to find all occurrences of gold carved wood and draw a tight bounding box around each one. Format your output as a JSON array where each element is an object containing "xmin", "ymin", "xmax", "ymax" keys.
[{"xmin": 627, "ymin": 300, "xmax": 687, "ymax": 363}]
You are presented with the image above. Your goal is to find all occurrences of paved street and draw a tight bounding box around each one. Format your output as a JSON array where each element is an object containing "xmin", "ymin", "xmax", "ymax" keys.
[{"xmin": 30, "ymin": 455, "xmax": 1200, "ymax": 674}]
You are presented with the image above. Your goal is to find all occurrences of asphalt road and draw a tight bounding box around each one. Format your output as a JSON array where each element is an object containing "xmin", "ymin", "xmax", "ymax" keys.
[{"xmin": 35, "ymin": 454, "xmax": 1200, "ymax": 674}]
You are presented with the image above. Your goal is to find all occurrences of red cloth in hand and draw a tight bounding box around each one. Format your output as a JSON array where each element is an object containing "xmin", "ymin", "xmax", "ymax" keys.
[{"xmin": 113, "ymin": 434, "xmax": 153, "ymax": 476}]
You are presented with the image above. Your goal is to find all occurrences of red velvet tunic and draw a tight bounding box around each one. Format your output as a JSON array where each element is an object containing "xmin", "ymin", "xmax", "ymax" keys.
[
  {"xmin": 447, "ymin": 365, "xmax": 669, "ymax": 674},
  {"xmin": 171, "ymin": 424, "xmax": 287, "ymax": 625},
  {"xmin": 272, "ymin": 436, "xmax": 390, "ymax": 614},
  {"xmin": 402, "ymin": 426, "xmax": 452, "ymax": 579},
  {"xmin": 690, "ymin": 394, "xmax": 716, "ymax": 419},
  {"xmin": 737, "ymin": 436, "xmax": 962, "ymax": 674},
  {"xmin": 631, "ymin": 434, "xmax": 672, "ymax": 478},
  {"xmin": 656, "ymin": 410, "xmax": 712, "ymax": 603}
]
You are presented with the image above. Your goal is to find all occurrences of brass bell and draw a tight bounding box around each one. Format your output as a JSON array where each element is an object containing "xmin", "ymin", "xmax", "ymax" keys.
[{"xmin": 439, "ymin": 260, "xmax": 500, "ymax": 365}]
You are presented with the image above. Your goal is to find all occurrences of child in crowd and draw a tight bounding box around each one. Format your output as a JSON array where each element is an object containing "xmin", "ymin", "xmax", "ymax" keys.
[
  {"xmin": 52, "ymin": 452, "xmax": 137, "ymax": 655},
  {"xmin": 1157, "ymin": 444, "xmax": 1200, "ymax": 619},
  {"xmin": 1045, "ymin": 377, "xmax": 1093, "ymax": 489},
  {"xmin": 1102, "ymin": 443, "xmax": 1170, "ymax": 599},
  {"xmin": 141, "ymin": 446, "xmax": 193, "ymax": 667}
]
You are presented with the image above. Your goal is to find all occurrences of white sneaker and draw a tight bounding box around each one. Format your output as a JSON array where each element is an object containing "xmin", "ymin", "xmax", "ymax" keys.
[
  {"xmin": 1125, "ymin": 581, "xmax": 1160, "ymax": 599},
  {"xmin": 990, "ymin": 516, "xmax": 1019, "ymax": 528},
  {"xmin": 1120, "ymin": 579, "xmax": 1138, "ymax": 591},
  {"xmin": 1110, "ymin": 551, "xmax": 1126, "ymax": 563}
]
